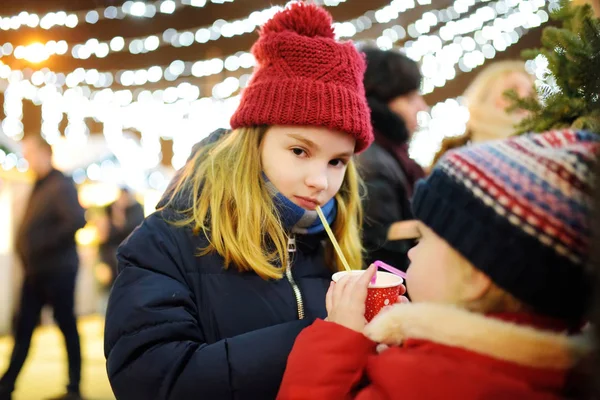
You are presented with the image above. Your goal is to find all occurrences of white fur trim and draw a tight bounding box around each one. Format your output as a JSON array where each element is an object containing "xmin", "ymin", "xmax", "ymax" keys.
[{"xmin": 363, "ymin": 303, "xmax": 589, "ymax": 369}]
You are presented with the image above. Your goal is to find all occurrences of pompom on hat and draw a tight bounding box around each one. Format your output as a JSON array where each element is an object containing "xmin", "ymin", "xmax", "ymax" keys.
[{"xmin": 230, "ymin": 2, "xmax": 373, "ymax": 153}]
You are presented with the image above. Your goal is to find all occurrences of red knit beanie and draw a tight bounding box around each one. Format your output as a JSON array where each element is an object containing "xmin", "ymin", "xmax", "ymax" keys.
[{"xmin": 230, "ymin": 2, "xmax": 373, "ymax": 153}]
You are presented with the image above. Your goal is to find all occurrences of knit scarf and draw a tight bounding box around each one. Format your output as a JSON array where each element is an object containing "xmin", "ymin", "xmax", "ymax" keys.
[{"xmin": 263, "ymin": 177, "xmax": 337, "ymax": 235}]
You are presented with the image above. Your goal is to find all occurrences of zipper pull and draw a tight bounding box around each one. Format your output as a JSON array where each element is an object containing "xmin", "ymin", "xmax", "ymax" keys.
[{"xmin": 287, "ymin": 236, "xmax": 297, "ymax": 253}]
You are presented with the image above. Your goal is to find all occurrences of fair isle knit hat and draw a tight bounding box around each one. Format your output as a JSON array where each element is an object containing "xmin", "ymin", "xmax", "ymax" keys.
[
  {"xmin": 230, "ymin": 2, "xmax": 373, "ymax": 153},
  {"xmin": 412, "ymin": 129, "xmax": 600, "ymax": 322}
]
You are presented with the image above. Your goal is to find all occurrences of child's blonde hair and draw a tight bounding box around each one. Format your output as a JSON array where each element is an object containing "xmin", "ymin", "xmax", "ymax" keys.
[
  {"xmin": 161, "ymin": 126, "xmax": 364, "ymax": 280},
  {"xmin": 454, "ymin": 257, "xmax": 530, "ymax": 314}
]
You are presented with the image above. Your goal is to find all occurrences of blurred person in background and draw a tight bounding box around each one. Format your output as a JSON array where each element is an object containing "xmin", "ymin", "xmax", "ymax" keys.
[
  {"xmin": 96, "ymin": 187, "xmax": 144, "ymax": 291},
  {"xmin": 357, "ymin": 47, "xmax": 428, "ymax": 272},
  {"xmin": 0, "ymin": 135, "xmax": 86, "ymax": 400},
  {"xmin": 432, "ymin": 60, "xmax": 534, "ymax": 164}
]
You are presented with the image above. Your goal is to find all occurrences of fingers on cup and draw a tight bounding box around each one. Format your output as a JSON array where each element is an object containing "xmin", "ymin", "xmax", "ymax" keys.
[
  {"xmin": 399, "ymin": 284, "xmax": 407, "ymax": 296},
  {"xmin": 333, "ymin": 275, "xmax": 350, "ymax": 306},
  {"xmin": 326, "ymin": 282, "xmax": 334, "ymax": 313},
  {"xmin": 359, "ymin": 264, "xmax": 377, "ymax": 286},
  {"xmin": 345, "ymin": 268, "xmax": 372, "ymax": 304}
]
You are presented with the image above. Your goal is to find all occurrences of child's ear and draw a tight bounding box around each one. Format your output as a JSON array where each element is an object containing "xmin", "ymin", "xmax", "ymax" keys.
[{"xmin": 458, "ymin": 265, "xmax": 493, "ymax": 303}]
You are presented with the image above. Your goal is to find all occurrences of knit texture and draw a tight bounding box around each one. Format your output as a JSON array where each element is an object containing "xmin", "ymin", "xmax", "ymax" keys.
[
  {"xmin": 230, "ymin": 2, "xmax": 373, "ymax": 153},
  {"xmin": 412, "ymin": 129, "xmax": 600, "ymax": 321},
  {"xmin": 263, "ymin": 176, "xmax": 337, "ymax": 235}
]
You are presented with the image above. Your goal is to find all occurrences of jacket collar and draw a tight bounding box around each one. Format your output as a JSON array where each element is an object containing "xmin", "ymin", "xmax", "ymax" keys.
[
  {"xmin": 364, "ymin": 303, "xmax": 590, "ymax": 370},
  {"xmin": 34, "ymin": 168, "xmax": 61, "ymax": 187}
]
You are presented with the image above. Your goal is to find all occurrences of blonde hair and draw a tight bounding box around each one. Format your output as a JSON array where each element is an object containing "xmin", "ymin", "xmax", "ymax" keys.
[
  {"xmin": 465, "ymin": 283, "xmax": 529, "ymax": 314},
  {"xmin": 432, "ymin": 60, "xmax": 531, "ymax": 166},
  {"xmin": 462, "ymin": 60, "xmax": 529, "ymax": 108},
  {"xmin": 161, "ymin": 126, "xmax": 364, "ymax": 280},
  {"xmin": 454, "ymin": 256, "xmax": 529, "ymax": 314}
]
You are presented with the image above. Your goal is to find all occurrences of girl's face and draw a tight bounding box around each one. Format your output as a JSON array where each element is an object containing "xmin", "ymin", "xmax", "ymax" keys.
[
  {"xmin": 406, "ymin": 221, "xmax": 491, "ymax": 304},
  {"xmin": 388, "ymin": 90, "xmax": 429, "ymax": 135},
  {"xmin": 261, "ymin": 126, "xmax": 355, "ymax": 210}
]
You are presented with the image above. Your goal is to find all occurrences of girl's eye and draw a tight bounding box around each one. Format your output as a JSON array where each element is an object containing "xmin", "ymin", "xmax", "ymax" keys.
[
  {"xmin": 329, "ymin": 159, "xmax": 347, "ymax": 167},
  {"xmin": 292, "ymin": 148, "xmax": 306, "ymax": 156}
]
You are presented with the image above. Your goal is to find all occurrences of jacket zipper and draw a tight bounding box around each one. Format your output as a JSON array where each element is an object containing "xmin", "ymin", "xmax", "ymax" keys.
[{"xmin": 286, "ymin": 235, "xmax": 305, "ymax": 320}]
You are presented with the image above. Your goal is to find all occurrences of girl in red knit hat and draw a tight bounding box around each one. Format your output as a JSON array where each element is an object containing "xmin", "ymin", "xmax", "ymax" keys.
[{"xmin": 101, "ymin": 3, "xmax": 395, "ymax": 400}]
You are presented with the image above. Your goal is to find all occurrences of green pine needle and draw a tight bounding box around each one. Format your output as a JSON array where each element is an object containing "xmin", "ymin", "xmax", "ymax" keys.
[{"xmin": 508, "ymin": 0, "xmax": 600, "ymax": 134}]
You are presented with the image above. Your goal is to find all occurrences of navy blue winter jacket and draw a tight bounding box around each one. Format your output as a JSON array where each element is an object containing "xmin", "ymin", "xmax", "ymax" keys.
[{"xmin": 104, "ymin": 204, "xmax": 332, "ymax": 399}]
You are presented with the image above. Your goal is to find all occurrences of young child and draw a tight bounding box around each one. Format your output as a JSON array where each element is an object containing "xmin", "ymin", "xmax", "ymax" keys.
[
  {"xmin": 278, "ymin": 129, "xmax": 598, "ymax": 399},
  {"xmin": 103, "ymin": 3, "xmax": 376, "ymax": 399}
]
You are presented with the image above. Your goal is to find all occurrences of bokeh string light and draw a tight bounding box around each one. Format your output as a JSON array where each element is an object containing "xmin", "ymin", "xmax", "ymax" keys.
[
  {"xmin": 3, "ymin": 0, "xmax": 483, "ymax": 90},
  {"xmin": 0, "ymin": 0, "xmax": 556, "ymax": 190},
  {"xmin": 0, "ymin": 0, "xmax": 236, "ymax": 32},
  {"xmin": 0, "ymin": 1, "xmax": 350, "ymax": 63}
]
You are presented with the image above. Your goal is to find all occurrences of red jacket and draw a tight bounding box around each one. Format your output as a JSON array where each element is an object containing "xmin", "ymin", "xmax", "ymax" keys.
[{"xmin": 278, "ymin": 303, "xmax": 587, "ymax": 400}]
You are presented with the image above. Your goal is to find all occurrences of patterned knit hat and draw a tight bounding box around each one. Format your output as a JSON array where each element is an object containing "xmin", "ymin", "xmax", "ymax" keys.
[
  {"xmin": 230, "ymin": 2, "xmax": 373, "ymax": 153},
  {"xmin": 412, "ymin": 129, "xmax": 600, "ymax": 321}
]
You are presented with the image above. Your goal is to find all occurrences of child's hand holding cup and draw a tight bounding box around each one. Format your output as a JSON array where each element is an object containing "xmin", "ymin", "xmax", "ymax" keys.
[{"xmin": 326, "ymin": 265, "xmax": 405, "ymax": 333}]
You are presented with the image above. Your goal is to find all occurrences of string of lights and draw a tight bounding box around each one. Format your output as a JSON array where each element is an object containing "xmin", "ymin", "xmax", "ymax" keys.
[
  {"xmin": 0, "ymin": 1, "xmax": 351, "ymax": 63},
  {"xmin": 0, "ymin": 0, "xmax": 235, "ymax": 32},
  {"xmin": 333, "ymin": 0, "xmax": 478, "ymax": 38},
  {"xmin": 2, "ymin": 0, "xmax": 485, "ymax": 91},
  {"xmin": 399, "ymin": 0, "xmax": 548, "ymax": 93},
  {"xmin": 0, "ymin": 51, "xmax": 255, "ymax": 90},
  {"xmin": 1, "ymin": 0, "xmax": 545, "ymax": 144},
  {"xmin": 0, "ymin": 0, "xmax": 543, "ymax": 124},
  {"xmin": 0, "ymin": 0, "xmax": 546, "ymax": 176},
  {"xmin": 0, "ymin": 8, "xmax": 274, "ymax": 63},
  {"xmin": 367, "ymin": 0, "xmax": 496, "ymax": 50},
  {"xmin": 0, "ymin": 0, "xmax": 556, "ymax": 191}
]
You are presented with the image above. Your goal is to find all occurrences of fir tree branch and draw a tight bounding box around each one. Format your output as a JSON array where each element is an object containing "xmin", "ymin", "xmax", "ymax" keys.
[{"xmin": 509, "ymin": 0, "xmax": 600, "ymax": 134}]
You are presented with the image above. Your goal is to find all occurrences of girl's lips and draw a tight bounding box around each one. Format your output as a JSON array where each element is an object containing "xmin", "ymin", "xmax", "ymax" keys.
[{"xmin": 294, "ymin": 196, "xmax": 319, "ymax": 210}]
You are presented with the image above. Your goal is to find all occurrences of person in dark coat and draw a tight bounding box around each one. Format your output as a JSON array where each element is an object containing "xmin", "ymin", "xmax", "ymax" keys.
[
  {"xmin": 97, "ymin": 187, "xmax": 144, "ymax": 288},
  {"xmin": 0, "ymin": 135, "xmax": 86, "ymax": 400},
  {"xmin": 103, "ymin": 4, "xmax": 377, "ymax": 399},
  {"xmin": 357, "ymin": 48, "xmax": 428, "ymax": 271}
]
